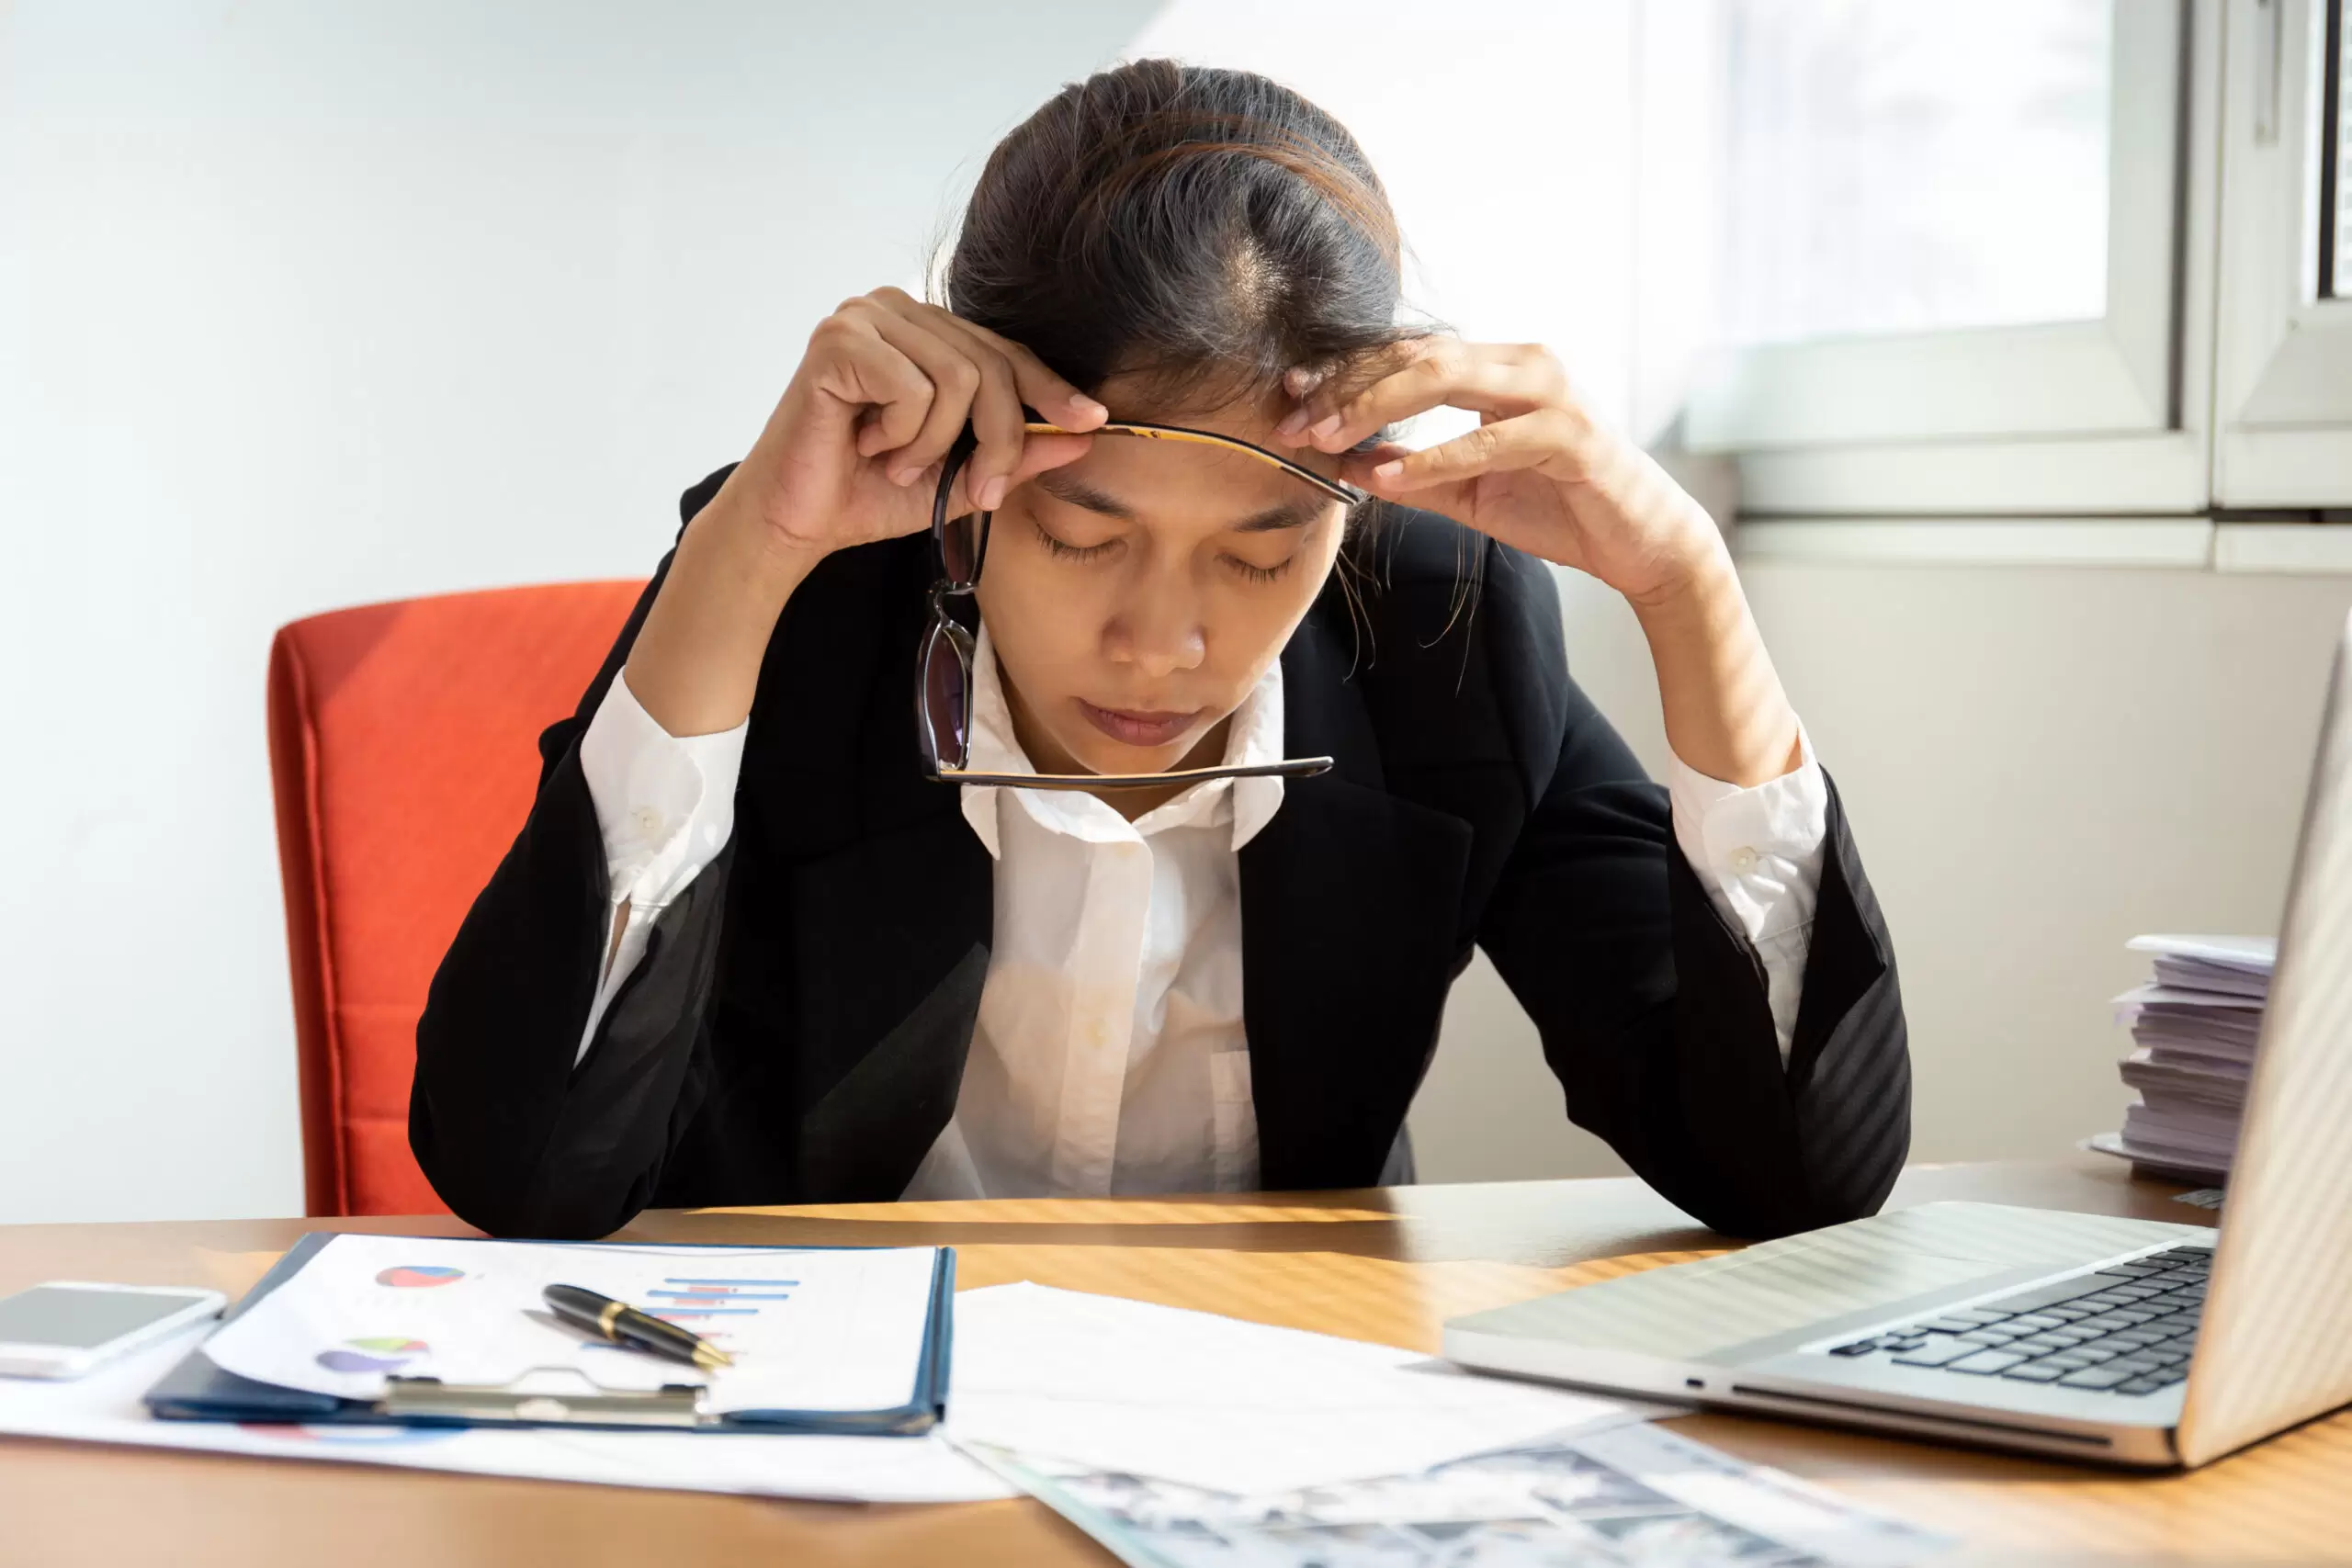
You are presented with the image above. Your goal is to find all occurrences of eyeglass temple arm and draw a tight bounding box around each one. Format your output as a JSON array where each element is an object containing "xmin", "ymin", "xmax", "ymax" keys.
[{"xmin": 936, "ymin": 757, "xmax": 1335, "ymax": 791}]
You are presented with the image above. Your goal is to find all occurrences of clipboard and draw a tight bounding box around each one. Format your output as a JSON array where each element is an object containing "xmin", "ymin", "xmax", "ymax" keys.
[{"xmin": 142, "ymin": 1233, "xmax": 956, "ymax": 1435}]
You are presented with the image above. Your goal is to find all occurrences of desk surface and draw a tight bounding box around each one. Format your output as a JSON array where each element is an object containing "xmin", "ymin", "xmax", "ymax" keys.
[{"xmin": 0, "ymin": 1157, "xmax": 2338, "ymax": 1567}]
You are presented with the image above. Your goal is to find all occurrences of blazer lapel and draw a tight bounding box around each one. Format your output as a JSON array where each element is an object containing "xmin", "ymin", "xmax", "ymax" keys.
[
  {"xmin": 1241, "ymin": 613, "xmax": 1475, "ymax": 1190},
  {"xmin": 776, "ymin": 807, "xmax": 993, "ymax": 1201},
  {"xmin": 724, "ymin": 534, "xmax": 999, "ymax": 1201}
]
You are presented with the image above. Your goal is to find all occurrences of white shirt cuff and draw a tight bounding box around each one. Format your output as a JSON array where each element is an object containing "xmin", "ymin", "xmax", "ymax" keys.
[
  {"xmin": 579, "ymin": 669, "xmax": 747, "ymax": 912},
  {"xmin": 1667, "ymin": 721, "xmax": 1828, "ymax": 946},
  {"xmin": 1666, "ymin": 722, "xmax": 1830, "ymax": 1066},
  {"xmin": 573, "ymin": 672, "xmax": 747, "ymax": 1066}
]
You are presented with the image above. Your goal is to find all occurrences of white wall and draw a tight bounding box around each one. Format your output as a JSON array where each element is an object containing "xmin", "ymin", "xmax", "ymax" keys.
[
  {"xmin": 1742, "ymin": 560, "xmax": 2349, "ymax": 1167},
  {"xmin": 1407, "ymin": 560, "xmax": 2352, "ymax": 1182},
  {"xmin": 0, "ymin": 1, "xmax": 1156, "ymax": 1223}
]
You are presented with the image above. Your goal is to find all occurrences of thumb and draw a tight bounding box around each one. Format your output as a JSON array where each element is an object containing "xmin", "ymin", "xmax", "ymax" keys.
[{"xmin": 1340, "ymin": 441, "xmax": 1476, "ymax": 522}]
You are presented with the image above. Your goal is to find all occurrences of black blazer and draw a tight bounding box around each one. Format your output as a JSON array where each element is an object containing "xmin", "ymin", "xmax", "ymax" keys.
[{"xmin": 413, "ymin": 468, "xmax": 1908, "ymax": 1241}]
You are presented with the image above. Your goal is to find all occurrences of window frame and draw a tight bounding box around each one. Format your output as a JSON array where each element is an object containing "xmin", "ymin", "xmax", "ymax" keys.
[{"xmin": 2212, "ymin": 0, "xmax": 2352, "ymax": 506}]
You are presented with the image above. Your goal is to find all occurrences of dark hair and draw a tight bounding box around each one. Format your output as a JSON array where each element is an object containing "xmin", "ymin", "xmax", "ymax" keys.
[{"xmin": 941, "ymin": 59, "xmax": 1421, "ymax": 410}]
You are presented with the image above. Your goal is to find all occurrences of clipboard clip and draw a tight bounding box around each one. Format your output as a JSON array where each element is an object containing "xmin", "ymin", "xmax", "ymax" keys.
[{"xmin": 380, "ymin": 1374, "xmax": 711, "ymax": 1427}]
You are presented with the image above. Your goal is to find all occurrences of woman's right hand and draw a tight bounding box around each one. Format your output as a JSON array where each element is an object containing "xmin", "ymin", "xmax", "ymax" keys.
[
  {"xmin": 622, "ymin": 289, "xmax": 1102, "ymax": 739},
  {"xmin": 710, "ymin": 287, "xmax": 1108, "ymax": 567}
]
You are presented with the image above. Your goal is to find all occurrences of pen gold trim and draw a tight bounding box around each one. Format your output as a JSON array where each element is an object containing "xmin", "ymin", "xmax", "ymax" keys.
[{"xmin": 542, "ymin": 1282, "xmax": 736, "ymax": 1371}]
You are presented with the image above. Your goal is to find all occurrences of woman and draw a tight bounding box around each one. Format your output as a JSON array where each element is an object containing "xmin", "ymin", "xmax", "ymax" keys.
[{"xmin": 413, "ymin": 62, "xmax": 1906, "ymax": 1242}]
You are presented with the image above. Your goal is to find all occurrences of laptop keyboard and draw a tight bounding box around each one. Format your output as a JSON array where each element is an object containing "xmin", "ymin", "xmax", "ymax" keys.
[{"xmin": 1822, "ymin": 1243, "xmax": 2211, "ymax": 1397}]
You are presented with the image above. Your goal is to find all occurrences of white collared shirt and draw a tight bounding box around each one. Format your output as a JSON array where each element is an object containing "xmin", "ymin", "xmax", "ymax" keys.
[
  {"xmin": 574, "ymin": 629, "xmax": 1831, "ymax": 1199},
  {"xmin": 904, "ymin": 626, "xmax": 1285, "ymax": 1198}
]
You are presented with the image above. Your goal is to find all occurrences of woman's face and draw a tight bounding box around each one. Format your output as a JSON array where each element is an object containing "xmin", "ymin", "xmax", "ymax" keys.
[{"xmin": 975, "ymin": 380, "xmax": 1351, "ymax": 782}]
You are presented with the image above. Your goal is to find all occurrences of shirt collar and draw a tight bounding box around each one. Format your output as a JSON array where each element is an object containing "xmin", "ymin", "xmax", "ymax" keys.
[{"xmin": 957, "ymin": 623, "xmax": 1287, "ymax": 858}]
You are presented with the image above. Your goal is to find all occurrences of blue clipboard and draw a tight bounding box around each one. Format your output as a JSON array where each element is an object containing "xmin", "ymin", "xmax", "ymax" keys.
[{"xmin": 142, "ymin": 1232, "xmax": 956, "ymax": 1435}]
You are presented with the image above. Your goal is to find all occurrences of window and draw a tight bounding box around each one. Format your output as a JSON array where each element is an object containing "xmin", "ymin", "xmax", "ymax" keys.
[
  {"xmin": 1721, "ymin": 0, "xmax": 2114, "ymax": 346},
  {"xmin": 1677, "ymin": 0, "xmax": 2191, "ymax": 511},
  {"xmin": 1657, "ymin": 0, "xmax": 2211, "ymax": 516}
]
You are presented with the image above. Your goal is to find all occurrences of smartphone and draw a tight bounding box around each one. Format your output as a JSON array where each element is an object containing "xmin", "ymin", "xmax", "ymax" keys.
[{"xmin": 0, "ymin": 1281, "xmax": 227, "ymax": 1379}]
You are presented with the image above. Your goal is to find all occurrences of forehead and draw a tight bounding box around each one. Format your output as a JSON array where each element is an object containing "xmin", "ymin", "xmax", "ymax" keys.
[{"xmin": 1044, "ymin": 378, "xmax": 1350, "ymax": 522}]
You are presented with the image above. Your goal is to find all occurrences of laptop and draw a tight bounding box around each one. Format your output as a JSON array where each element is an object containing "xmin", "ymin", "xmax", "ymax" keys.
[{"xmin": 1445, "ymin": 608, "xmax": 2352, "ymax": 1469}]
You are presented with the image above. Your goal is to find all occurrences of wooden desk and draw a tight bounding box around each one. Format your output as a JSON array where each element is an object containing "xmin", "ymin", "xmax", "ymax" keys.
[{"xmin": 0, "ymin": 1157, "xmax": 2337, "ymax": 1566}]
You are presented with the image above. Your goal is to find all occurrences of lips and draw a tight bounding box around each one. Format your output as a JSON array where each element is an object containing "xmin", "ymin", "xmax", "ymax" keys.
[{"xmin": 1077, "ymin": 698, "xmax": 1204, "ymax": 750}]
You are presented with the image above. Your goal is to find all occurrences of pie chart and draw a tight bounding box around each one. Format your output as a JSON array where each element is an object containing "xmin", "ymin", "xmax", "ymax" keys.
[
  {"xmin": 375, "ymin": 1264, "xmax": 465, "ymax": 1289},
  {"xmin": 316, "ymin": 1337, "xmax": 430, "ymax": 1373}
]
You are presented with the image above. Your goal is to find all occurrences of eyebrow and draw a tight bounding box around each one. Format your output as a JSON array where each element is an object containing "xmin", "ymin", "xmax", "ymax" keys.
[
  {"xmin": 1230, "ymin": 502, "xmax": 1325, "ymax": 534},
  {"xmin": 1031, "ymin": 470, "xmax": 1328, "ymax": 534},
  {"xmin": 1032, "ymin": 471, "xmax": 1136, "ymax": 520}
]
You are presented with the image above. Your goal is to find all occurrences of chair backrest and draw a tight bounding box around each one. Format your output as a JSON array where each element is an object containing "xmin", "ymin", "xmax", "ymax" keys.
[{"xmin": 266, "ymin": 581, "xmax": 646, "ymax": 1216}]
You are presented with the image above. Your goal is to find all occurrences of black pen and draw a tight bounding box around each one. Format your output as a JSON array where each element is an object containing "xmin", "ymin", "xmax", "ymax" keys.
[{"xmin": 541, "ymin": 1283, "xmax": 734, "ymax": 1371}]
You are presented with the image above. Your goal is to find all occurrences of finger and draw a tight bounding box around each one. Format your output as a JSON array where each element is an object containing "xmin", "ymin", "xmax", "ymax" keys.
[
  {"xmin": 865, "ymin": 294, "xmax": 1022, "ymax": 500},
  {"xmin": 1279, "ymin": 361, "xmax": 1333, "ymax": 408},
  {"xmin": 1329, "ymin": 439, "xmax": 1471, "ymax": 520},
  {"xmin": 978, "ymin": 327, "xmax": 1108, "ymax": 434},
  {"xmin": 1273, "ymin": 339, "xmax": 1429, "ymax": 446},
  {"xmin": 1350, "ymin": 409, "xmax": 1585, "ymax": 494},
  {"xmin": 874, "ymin": 287, "xmax": 1108, "ymax": 433},
  {"xmin": 934, "ymin": 430, "xmax": 1094, "ymax": 519},
  {"xmin": 1338, "ymin": 438, "xmax": 1413, "ymax": 473},
  {"xmin": 854, "ymin": 303, "xmax": 987, "ymax": 485},
  {"xmin": 888, "ymin": 299, "xmax": 1109, "ymax": 507},
  {"xmin": 808, "ymin": 313, "xmax": 934, "ymax": 455},
  {"xmin": 1295, "ymin": 342, "xmax": 1571, "ymax": 454},
  {"xmin": 938, "ymin": 331, "xmax": 1028, "ymax": 512}
]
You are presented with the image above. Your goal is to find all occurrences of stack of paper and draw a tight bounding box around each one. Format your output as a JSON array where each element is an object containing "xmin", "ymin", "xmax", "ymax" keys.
[{"xmin": 2090, "ymin": 934, "xmax": 2276, "ymax": 1181}]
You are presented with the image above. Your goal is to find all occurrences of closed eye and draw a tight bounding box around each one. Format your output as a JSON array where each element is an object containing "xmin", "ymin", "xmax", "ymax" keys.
[
  {"xmin": 1032, "ymin": 520, "xmax": 1120, "ymax": 562},
  {"xmin": 1225, "ymin": 553, "xmax": 1297, "ymax": 585}
]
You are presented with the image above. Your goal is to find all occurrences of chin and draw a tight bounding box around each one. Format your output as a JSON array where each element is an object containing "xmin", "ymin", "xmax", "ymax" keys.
[{"xmin": 1064, "ymin": 734, "xmax": 1197, "ymax": 779}]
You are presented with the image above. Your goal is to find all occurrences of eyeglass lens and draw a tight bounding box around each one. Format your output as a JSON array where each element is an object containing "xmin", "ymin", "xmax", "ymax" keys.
[
  {"xmin": 921, "ymin": 615, "xmax": 975, "ymax": 771},
  {"xmin": 938, "ymin": 511, "xmax": 983, "ymax": 586}
]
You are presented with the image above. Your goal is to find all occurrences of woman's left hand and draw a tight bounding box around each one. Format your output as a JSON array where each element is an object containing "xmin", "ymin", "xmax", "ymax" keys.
[
  {"xmin": 1273, "ymin": 340, "xmax": 1724, "ymax": 608},
  {"xmin": 1281, "ymin": 337, "xmax": 1804, "ymax": 786}
]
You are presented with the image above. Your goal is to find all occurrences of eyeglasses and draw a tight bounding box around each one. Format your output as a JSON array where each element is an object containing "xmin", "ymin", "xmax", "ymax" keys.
[{"xmin": 917, "ymin": 417, "xmax": 1347, "ymax": 792}]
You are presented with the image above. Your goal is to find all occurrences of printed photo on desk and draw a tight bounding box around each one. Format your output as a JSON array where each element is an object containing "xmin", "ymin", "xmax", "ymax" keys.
[{"xmin": 961, "ymin": 1421, "xmax": 1951, "ymax": 1568}]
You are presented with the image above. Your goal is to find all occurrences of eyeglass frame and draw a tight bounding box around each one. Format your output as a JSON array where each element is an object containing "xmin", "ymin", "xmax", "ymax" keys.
[{"xmin": 916, "ymin": 416, "xmax": 1352, "ymax": 792}]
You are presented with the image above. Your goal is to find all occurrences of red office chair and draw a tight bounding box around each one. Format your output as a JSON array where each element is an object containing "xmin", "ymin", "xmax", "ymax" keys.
[{"xmin": 266, "ymin": 581, "xmax": 647, "ymax": 1216}]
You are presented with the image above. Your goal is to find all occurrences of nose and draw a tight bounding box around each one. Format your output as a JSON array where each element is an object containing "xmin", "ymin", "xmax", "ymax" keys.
[{"xmin": 1103, "ymin": 578, "xmax": 1205, "ymax": 681}]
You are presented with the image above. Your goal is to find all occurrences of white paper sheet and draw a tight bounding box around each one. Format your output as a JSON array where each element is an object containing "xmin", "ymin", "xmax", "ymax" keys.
[
  {"xmin": 2111, "ymin": 984, "xmax": 2266, "ymax": 1012},
  {"xmin": 2125, "ymin": 933, "xmax": 2277, "ymax": 972},
  {"xmin": 943, "ymin": 1283, "xmax": 1644, "ymax": 1495},
  {"xmin": 198, "ymin": 1235, "xmax": 938, "ymax": 1416},
  {"xmin": 0, "ymin": 1325, "xmax": 1010, "ymax": 1503}
]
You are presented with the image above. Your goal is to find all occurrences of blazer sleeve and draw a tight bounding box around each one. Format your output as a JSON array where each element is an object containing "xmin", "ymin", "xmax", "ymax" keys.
[
  {"xmin": 1475, "ymin": 606, "xmax": 1909, "ymax": 1242},
  {"xmin": 410, "ymin": 468, "xmax": 741, "ymax": 1240}
]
